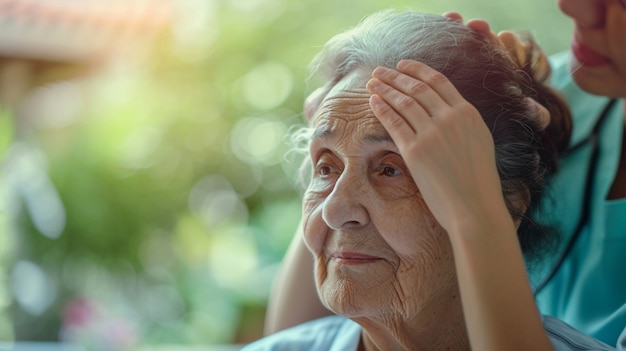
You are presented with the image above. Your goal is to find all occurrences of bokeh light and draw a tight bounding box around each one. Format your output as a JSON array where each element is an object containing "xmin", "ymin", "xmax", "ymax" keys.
[
  {"xmin": 188, "ymin": 175, "xmax": 249, "ymax": 227},
  {"xmin": 240, "ymin": 62, "xmax": 293, "ymax": 111},
  {"xmin": 230, "ymin": 116, "xmax": 288, "ymax": 166},
  {"xmin": 11, "ymin": 261, "xmax": 57, "ymax": 316},
  {"xmin": 0, "ymin": 0, "xmax": 572, "ymax": 347}
]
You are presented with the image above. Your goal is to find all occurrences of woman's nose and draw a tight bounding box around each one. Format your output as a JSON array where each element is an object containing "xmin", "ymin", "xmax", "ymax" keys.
[
  {"xmin": 558, "ymin": 0, "xmax": 606, "ymax": 28},
  {"xmin": 321, "ymin": 171, "xmax": 370, "ymax": 230}
]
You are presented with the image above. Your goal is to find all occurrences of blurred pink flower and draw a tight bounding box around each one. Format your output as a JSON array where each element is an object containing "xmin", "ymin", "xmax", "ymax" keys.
[
  {"xmin": 61, "ymin": 295, "xmax": 140, "ymax": 351},
  {"xmin": 63, "ymin": 296, "xmax": 97, "ymax": 327}
]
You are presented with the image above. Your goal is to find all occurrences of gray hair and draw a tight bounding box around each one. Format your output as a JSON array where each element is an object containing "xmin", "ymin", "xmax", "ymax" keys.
[
  {"xmin": 296, "ymin": 9, "xmax": 572, "ymax": 267},
  {"xmin": 309, "ymin": 10, "xmax": 472, "ymax": 86}
]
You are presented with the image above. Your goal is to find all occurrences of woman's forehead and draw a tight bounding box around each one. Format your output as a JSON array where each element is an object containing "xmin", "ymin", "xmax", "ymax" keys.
[
  {"xmin": 310, "ymin": 70, "xmax": 392, "ymax": 139},
  {"xmin": 313, "ymin": 72, "xmax": 375, "ymax": 123},
  {"xmin": 313, "ymin": 92, "xmax": 382, "ymax": 135}
]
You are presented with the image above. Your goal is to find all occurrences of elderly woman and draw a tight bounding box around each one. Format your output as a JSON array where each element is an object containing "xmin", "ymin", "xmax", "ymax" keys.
[{"xmin": 244, "ymin": 10, "xmax": 616, "ymax": 351}]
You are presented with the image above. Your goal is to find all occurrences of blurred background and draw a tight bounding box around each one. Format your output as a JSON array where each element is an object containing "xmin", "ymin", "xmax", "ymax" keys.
[{"xmin": 0, "ymin": 0, "xmax": 571, "ymax": 349}]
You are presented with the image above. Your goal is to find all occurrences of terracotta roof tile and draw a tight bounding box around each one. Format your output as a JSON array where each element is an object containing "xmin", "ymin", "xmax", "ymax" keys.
[{"xmin": 0, "ymin": 0, "xmax": 172, "ymax": 63}]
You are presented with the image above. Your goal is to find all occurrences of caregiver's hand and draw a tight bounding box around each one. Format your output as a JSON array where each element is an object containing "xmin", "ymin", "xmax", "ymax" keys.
[
  {"xmin": 366, "ymin": 60, "xmax": 509, "ymax": 233},
  {"xmin": 445, "ymin": 12, "xmax": 551, "ymax": 128},
  {"xmin": 367, "ymin": 59, "xmax": 554, "ymax": 351}
]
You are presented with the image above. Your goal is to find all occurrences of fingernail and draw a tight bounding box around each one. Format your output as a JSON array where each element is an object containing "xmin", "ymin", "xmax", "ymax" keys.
[
  {"xmin": 367, "ymin": 78, "xmax": 381, "ymax": 91},
  {"xmin": 369, "ymin": 94, "xmax": 383, "ymax": 108}
]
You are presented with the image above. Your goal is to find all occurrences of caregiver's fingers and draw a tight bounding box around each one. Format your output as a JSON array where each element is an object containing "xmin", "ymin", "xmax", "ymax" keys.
[
  {"xmin": 366, "ymin": 77, "xmax": 431, "ymax": 130},
  {"xmin": 526, "ymin": 97, "xmax": 550, "ymax": 130},
  {"xmin": 443, "ymin": 11, "xmax": 463, "ymax": 22},
  {"xmin": 395, "ymin": 60, "xmax": 466, "ymax": 107},
  {"xmin": 466, "ymin": 19, "xmax": 500, "ymax": 43},
  {"xmin": 369, "ymin": 94, "xmax": 418, "ymax": 146},
  {"xmin": 370, "ymin": 66, "xmax": 449, "ymax": 117},
  {"xmin": 442, "ymin": 12, "xmax": 500, "ymax": 44}
]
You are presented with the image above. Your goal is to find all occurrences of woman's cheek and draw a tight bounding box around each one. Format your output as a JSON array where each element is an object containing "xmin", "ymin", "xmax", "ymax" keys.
[
  {"xmin": 371, "ymin": 172, "xmax": 419, "ymax": 200},
  {"xmin": 375, "ymin": 196, "xmax": 442, "ymax": 257},
  {"xmin": 302, "ymin": 190, "xmax": 328, "ymax": 255}
]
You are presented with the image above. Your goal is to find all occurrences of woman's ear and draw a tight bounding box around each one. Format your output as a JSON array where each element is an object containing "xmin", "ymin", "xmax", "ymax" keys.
[
  {"xmin": 512, "ymin": 188, "xmax": 531, "ymax": 230},
  {"xmin": 304, "ymin": 87, "xmax": 329, "ymax": 122}
]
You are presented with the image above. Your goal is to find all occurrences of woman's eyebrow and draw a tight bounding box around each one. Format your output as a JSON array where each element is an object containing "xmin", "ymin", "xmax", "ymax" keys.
[
  {"xmin": 312, "ymin": 127, "xmax": 393, "ymax": 145},
  {"xmin": 363, "ymin": 131, "xmax": 393, "ymax": 144},
  {"xmin": 312, "ymin": 127, "xmax": 333, "ymax": 140}
]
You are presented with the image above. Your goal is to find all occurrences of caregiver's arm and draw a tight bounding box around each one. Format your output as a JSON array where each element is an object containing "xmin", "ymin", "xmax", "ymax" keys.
[
  {"xmin": 263, "ymin": 222, "xmax": 331, "ymax": 335},
  {"xmin": 367, "ymin": 60, "xmax": 554, "ymax": 351}
]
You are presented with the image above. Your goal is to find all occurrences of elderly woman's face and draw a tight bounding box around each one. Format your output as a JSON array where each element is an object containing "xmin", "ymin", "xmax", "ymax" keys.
[{"xmin": 302, "ymin": 71, "xmax": 459, "ymax": 321}]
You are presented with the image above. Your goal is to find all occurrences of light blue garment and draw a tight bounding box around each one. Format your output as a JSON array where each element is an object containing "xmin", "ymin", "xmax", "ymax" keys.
[
  {"xmin": 243, "ymin": 315, "xmax": 615, "ymax": 350},
  {"xmin": 530, "ymin": 51, "xmax": 626, "ymax": 347},
  {"xmin": 241, "ymin": 316, "xmax": 360, "ymax": 351}
]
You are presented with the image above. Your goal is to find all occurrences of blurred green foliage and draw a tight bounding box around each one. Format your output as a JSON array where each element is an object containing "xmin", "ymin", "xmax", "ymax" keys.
[{"xmin": 2, "ymin": 0, "xmax": 572, "ymax": 347}]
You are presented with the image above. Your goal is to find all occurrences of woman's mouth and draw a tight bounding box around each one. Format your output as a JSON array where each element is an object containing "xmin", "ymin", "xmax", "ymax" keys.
[{"xmin": 571, "ymin": 34, "xmax": 611, "ymax": 67}]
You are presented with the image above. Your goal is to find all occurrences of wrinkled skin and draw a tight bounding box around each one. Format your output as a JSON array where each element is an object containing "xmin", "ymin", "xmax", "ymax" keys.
[{"xmin": 302, "ymin": 70, "xmax": 467, "ymax": 350}]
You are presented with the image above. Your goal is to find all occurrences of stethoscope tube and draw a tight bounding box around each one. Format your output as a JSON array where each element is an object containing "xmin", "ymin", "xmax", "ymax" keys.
[{"xmin": 533, "ymin": 98, "xmax": 618, "ymax": 296}]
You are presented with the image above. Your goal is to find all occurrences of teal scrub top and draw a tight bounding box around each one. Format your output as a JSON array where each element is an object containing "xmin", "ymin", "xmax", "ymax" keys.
[{"xmin": 530, "ymin": 51, "xmax": 626, "ymax": 346}]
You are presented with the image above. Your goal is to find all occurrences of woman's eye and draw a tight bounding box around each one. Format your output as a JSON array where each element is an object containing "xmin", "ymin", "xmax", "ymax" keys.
[
  {"xmin": 381, "ymin": 165, "xmax": 400, "ymax": 177},
  {"xmin": 314, "ymin": 159, "xmax": 337, "ymax": 177},
  {"xmin": 318, "ymin": 165, "xmax": 332, "ymax": 176}
]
